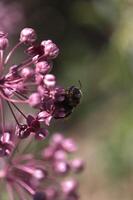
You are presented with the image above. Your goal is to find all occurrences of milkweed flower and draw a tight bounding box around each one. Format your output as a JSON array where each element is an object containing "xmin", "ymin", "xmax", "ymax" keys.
[
  {"xmin": 0, "ymin": 28, "xmax": 84, "ymax": 199},
  {"xmin": 0, "ymin": 28, "xmax": 81, "ymax": 145}
]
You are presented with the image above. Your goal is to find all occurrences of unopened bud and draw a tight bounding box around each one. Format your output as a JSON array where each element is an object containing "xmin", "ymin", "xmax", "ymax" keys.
[
  {"xmin": 0, "ymin": 37, "xmax": 8, "ymax": 50},
  {"xmin": 21, "ymin": 67, "xmax": 34, "ymax": 79},
  {"xmin": 45, "ymin": 187, "xmax": 58, "ymax": 200},
  {"xmin": 70, "ymin": 158, "xmax": 84, "ymax": 173},
  {"xmin": 44, "ymin": 74, "xmax": 56, "ymax": 87},
  {"xmin": 35, "ymin": 128, "xmax": 49, "ymax": 141},
  {"xmin": 20, "ymin": 28, "xmax": 37, "ymax": 43},
  {"xmin": 53, "ymin": 161, "xmax": 69, "ymax": 175},
  {"xmin": 41, "ymin": 40, "xmax": 59, "ymax": 59},
  {"xmin": 62, "ymin": 138, "xmax": 77, "ymax": 153},
  {"xmin": 50, "ymin": 133, "xmax": 64, "ymax": 147},
  {"xmin": 61, "ymin": 179, "xmax": 78, "ymax": 195},
  {"xmin": 35, "ymin": 61, "xmax": 52, "ymax": 75}
]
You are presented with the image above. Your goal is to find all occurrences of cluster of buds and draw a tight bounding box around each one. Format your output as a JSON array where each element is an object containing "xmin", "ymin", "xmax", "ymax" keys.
[
  {"xmin": 0, "ymin": 132, "xmax": 84, "ymax": 200},
  {"xmin": 0, "ymin": 28, "xmax": 81, "ymax": 146},
  {"xmin": 0, "ymin": 28, "xmax": 83, "ymax": 200}
]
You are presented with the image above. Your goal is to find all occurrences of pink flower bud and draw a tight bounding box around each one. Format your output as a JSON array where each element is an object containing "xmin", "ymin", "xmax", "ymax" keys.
[
  {"xmin": 54, "ymin": 150, "xmax": 66, "ymax": 161},
  {"xmin": 61, "ymin": 138, "xmax": 77, "ymax": 153},
  {"xmin": 61, "ymin": 179, "xmax": 78, "ymax": 195},
  {"xmin": 20, "ymin": 28, "xmax": 37, "ymax": 43},
  {"xmin": 70, "ymin": 159, "xmax": 84, "ymax": 173},
  {"xmin": 33, "ymin": 169, "xmax": 45, "ymax": 180},
  {"xmin": 53, "ymin": 161, "xmax": 69, "ymax": 175},
  {"xmin": 41, "ymin": 40, "xmax": 59, "ymax": 59},
  {"xmin": 45, "ymin": 187, "xmax": 58, "ymax": 200},
  {"xmin": 35, "ymin": 61, "xmax": 52, "ymax": 75},
  {"xmin": 28, "ymin": 93, "xmax": 41, "ymax": 107},
  {"xmin": 50, "ymin": 133, "xmax": 64, "ymax": 147},
  {"xmin": 20, "ymin": 67, "xmax": 34, "ymax": 79},
  {"xmin": 42, "ymin": 146, "xmax": 54, "ymax": 160},
  {"xmin": 35, "ymin": 128, "xmax": 49, "ymax": 141},
  {"xmin": 1, "ymin": 132, "xmax": 10, "ymax": 143},
  {"xmin": 44, "ymin": 74, "xmax": 56, "ymax": 87}
]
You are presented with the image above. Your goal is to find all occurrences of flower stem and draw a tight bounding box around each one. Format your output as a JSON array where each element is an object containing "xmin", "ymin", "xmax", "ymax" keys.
[{"xmin": 5, "ymin": 42, "xmax": 22, "ymax": 64}]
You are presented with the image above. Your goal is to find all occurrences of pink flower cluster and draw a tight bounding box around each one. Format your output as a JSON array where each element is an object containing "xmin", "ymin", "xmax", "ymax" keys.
[
  {"xmin": 0, "ymin": 132, "xmax": 84, "ymax": 200},
  {"xmin": 0, "ymin": 28, "xmax": 81, "ymax": 148},
  {"xmin": 0, "ymin": 28, "xmax": 83, "ymax": 200}
]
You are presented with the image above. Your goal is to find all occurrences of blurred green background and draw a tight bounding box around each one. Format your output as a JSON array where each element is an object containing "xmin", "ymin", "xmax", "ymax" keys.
[{"xmin": 3, "ymin": 0, "xmax": 133, "ymax": 199}]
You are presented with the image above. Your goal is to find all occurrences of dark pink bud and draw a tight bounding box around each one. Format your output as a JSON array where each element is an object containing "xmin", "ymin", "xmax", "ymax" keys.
[
  {"xmin": 28, "ymin": 93, "xmax": 41, "ymax": 107},
  {"xmin": 41, "ymin": 40, "xmax": 59, "ymax": 59},
  {"xmin": 26, "ymin": 45, "xmax": 44, "ymax": 57},
  {"xmin": 35, "ymin": 61, "xmax": 52, "ymax": 75},
  {"xmin": 44, "ymin": 74, "xmax": 56, "ymax": 87},
  {"xmin": 35, "ymin": 128, "xmax": 49, "ymax": 140},
  {"xmin": 16, "ymin": 124, "xmax": 31, "ymax": 139},
  {"xmin": 20, "ymin": 28, "xmax": 37, "ymax": 43},
  {"xmin": 0, "ymin": 37, "xmax": 8, "ymax": 50},
  {"xmin": 27, "ymin": 115, "xmax": 40, "ymax": 131},
  {"xmin": 61, "ymin": 179, "xmax": 78, "ymax": 195}
]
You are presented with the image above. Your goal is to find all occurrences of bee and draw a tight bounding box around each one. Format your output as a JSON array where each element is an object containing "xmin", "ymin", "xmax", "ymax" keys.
[
  {"xmin": 54, "ymin": 84, "xmax": 82, "ymax": 119},
  {"xmin": 65, "ymin": 85, "xmax": 82, "ymax": 107}
]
